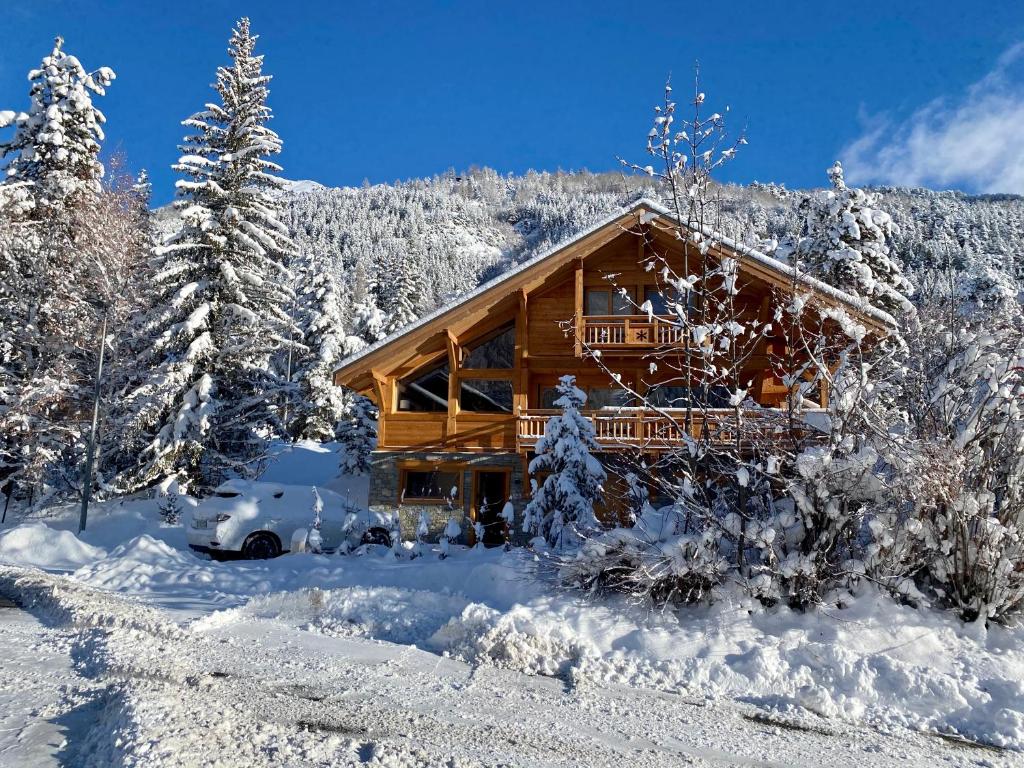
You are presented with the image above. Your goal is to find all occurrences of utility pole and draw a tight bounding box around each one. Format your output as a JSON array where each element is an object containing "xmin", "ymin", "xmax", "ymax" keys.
[{"xmin": 79, "ymin": 307, "xmax": 108, "ymax": 534}]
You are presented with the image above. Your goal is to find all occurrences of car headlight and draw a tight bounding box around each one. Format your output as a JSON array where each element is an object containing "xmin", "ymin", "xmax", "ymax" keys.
[{"xmin": 215, "ymin": 513, "xmax": 232, "ymax": 523}]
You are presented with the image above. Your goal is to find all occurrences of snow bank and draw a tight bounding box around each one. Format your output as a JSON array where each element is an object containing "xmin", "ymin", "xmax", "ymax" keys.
[
  {"xmin": 425, "ymin": 588, "xmax": 1024, "ymax": 750},
  {"xmin": 195, "ymin": 549, "xmax": 1022, "ymax": 751},
  {"xmin": 34, "ymin": 499, "xmax": 1024, "ymax": 752},
  {"xmin": 0, "ymin": 523, "xmax": 106, "ymax": 571}
]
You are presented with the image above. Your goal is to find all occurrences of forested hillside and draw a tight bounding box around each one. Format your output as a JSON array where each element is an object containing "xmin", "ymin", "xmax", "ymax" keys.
[{"xmin": 282, "ymin": 168, "xmax": 1024, "ymax": 337}]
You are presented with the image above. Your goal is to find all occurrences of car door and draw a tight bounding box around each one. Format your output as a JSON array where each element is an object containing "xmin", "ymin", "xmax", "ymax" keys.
[{"xmin": 314, "ymin": 491, "xmax": 346, "ymax": 551}]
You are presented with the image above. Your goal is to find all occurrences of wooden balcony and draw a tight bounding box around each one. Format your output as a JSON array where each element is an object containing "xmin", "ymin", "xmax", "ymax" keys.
[
  {"xmin": 580, "ymin": 315, "xmax": 684, "ymax": 351},
  {"xmin": 516, "ymin": 407, "xmax": 821, "ymax": 452}
]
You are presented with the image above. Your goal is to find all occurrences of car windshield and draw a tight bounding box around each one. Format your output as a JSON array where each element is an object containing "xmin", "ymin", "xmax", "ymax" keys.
[{"xmin": 214, "ymin": 491, "xmax": 241, "ymax": 498}]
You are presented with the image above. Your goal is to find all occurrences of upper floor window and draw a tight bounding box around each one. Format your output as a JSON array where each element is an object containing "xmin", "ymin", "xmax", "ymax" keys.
[
  {"xmin": 463, "ymin": 323, "xmax": 515, "ymax": 369},
  {"xmin": 397, "ymin": 359, "xmax": 449, "ymax": 412},
  {"xmin": 643, "ymin": 285, "xmax": 692, "ymax": 317},
  {"xmin": 585, "ymin": 287, "xmax": 635, "ymax": 316}
]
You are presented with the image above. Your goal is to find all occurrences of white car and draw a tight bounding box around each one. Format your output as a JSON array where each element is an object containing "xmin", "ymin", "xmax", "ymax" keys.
[{"xmin": 187, "ymin": 480, "xmax": 392, "ymax": 559}]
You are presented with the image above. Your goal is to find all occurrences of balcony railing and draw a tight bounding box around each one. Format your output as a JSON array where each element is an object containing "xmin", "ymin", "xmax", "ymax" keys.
[
  {"xmin": 516, "ymin": 407, "xmax": 821, "ymax": 452},
  {"xmin": 580, "ymin": 315, "xmax": 685, "ymax": 350}
]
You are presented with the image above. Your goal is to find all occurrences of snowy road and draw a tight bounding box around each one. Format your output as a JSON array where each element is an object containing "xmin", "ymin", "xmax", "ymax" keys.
[
  {"xmin": 0, "ymin": 567, "xmax": 1014, "ymax": 768},
  {"xmin": 0, "ymin": 597, "xmax": 102, "ymax": 768}
]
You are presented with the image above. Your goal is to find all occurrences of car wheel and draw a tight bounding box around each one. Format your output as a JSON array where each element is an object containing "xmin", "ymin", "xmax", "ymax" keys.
[
  {"xmin": 361, "ymin": 527, "xmax": 392, "ymax": 547},
  {"xmin": 241, "ymin": 532, "xmax": 281, "ymax": 560}
]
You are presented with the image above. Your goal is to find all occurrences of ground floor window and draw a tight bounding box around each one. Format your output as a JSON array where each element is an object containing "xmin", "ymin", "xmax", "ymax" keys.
[{"xmin": 400, "ymin": 466, "xmax": 461, "ymax": 502}]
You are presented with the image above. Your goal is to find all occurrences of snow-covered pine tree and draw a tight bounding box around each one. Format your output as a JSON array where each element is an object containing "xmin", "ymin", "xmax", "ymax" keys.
[
  {"xmin": 308, "ymin": 486, "xmax": 324, "ymax": 554},
  {"xmin": 373, "ymin": 244, "xmax": 423, "ymax": 336},
  {"xmin": 120, "ymin": 18, "xmax": 298, "ymax": 492},
  {"xmin": 523, "ymin": 375, "xmax": 605, "ymax": 551},
  {"xmin": 0, "ymin": 36, "xmax": 115, "ymax": 200},
  {"xmin": 337, "ymin": 394, "xmax": 377, "ymax": 475},
  {"xmin": 290, "ymin": 254, "xmax": 348, "ymax": 441},
  {"xmin": 343, "ymin": 299, "xmax": 387, "ymax": 354},
  {"xmin": 0, "ymin": 37, "xmax": 117, "ymax": 507},
  {"xmin": 798, "ymin": 162, "xmax": 914, "ymax": 317}
]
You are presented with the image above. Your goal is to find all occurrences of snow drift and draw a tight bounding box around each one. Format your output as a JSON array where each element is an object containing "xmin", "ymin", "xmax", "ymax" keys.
[{"xmin": 0, "ymin": 523, "xmax": 106, "ymax": 571}]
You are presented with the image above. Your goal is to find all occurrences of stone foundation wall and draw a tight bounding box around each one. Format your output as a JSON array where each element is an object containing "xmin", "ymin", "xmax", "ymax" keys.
[{"xmin": 369, "ymin": 451, "xmax": 528, "ymax": 545}]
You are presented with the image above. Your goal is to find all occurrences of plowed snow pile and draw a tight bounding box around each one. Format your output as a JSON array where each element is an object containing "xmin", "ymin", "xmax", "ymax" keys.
[{"xmin": 0, "ymin": 522, "xmax": 106, "ymax": 570}]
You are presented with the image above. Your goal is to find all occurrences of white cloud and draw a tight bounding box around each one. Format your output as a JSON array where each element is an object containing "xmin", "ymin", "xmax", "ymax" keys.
[{"xmin": 843, "ymin": 43, "xmax": 1024, "ymax": 194}]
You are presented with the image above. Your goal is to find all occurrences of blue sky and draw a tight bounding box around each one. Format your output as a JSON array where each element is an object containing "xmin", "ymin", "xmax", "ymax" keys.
[{"xmin": 3, "ymin": 1, "xmax": 1024, "ymax": 203}]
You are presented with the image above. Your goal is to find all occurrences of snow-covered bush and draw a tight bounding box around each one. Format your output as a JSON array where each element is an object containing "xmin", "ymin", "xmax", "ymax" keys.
[
  {"xmin": 308, "ymin": 487, "xmax": 324, "ymax": 554},
  {"xmin": 440, "ymin": 516, "xmax": 461, "ymax": 560},
  {"xmin": 500, "ymin": 501, "xmax": 514, "ymax": 550},
  {"xmin": 390, "ymin": 510, "xmax": 403, "ymax": 558},
  {"xmin": 523, "ymin": 375, "xmax": 605, "ymax": 552},
  {"xmin": 415, "ymin": 509, "xmax": 430, "ymax": 557},
  {"xmin": 561, "ymin": 501, "xmax": 727, "ymax": 603},
  {"xmin": 878, "ymin": 299, "xmax": 1024, "ymax": 622}
]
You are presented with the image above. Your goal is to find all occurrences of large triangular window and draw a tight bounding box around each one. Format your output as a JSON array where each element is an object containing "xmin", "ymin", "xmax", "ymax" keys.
[
  {"xmin": 462, "ymin": 322, "xmax": 515, "ymax": 369},
  {"xmin": 397, "ymin": 359, "xmax": 450, "ymax": 412}
]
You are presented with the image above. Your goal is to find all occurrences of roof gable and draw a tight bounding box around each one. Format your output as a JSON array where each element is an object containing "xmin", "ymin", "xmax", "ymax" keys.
[{"xmin": 334, "ymin": 198, "xmax": 895, "ymax": 386}]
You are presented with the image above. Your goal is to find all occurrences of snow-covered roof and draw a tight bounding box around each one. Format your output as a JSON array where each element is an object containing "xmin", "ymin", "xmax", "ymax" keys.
[{"xmin": 333, "ymin": 198, "xmax": 895, "ymax": 378}]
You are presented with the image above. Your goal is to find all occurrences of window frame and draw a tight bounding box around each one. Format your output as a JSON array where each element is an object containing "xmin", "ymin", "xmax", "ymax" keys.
[
  {"xmin": 584, "ymin": 287, "xmax": 636, "ymax": 316},
  {"xmin": 398, "ymin": 462, "xmax": 464, "ymax": 505}
]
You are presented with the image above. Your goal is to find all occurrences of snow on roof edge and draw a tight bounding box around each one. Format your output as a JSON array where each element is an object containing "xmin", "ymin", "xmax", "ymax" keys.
[{"xmin": 333, "ymin": 198, "xmax": 895, "ymax": 379}]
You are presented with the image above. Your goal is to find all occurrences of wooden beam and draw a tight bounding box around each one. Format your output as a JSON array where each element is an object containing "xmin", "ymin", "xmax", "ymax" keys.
[
  {"xmin": 514, "ymin": 289, "xmax": 528, "ymax": 413},
  {"xmin": 446, "ymin": 331, "xmax": 458, "ymax": 439},
  {"xmin": 371, "ymin": 371, "xmax": 388, "ymax": 448},
  {"xmin": 574, "ymin": 259, "xmax": 584, "ymax": 357}
]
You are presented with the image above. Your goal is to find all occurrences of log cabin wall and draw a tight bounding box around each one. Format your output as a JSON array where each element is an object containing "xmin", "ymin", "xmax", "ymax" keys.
[{"xmin": 370, "ymin": 230, "xmax": 800, "ymax": 453}]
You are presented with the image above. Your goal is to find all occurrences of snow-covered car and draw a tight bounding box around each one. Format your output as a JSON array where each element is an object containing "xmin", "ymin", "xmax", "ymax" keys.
[{"xmin": 187, "ymin": 480, "xmax": 391, "ymax": 559}]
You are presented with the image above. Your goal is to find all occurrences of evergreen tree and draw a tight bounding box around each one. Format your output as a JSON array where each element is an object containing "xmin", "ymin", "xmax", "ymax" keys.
[
  {"xmin": 337, "ymin": 394, "xmax": 377, "ymax": 475},
  {"xmin": 523, "ymin": 375, "xmax": 605, "ymax": 551},
  {"xmin": 344, "ymin": 300, "xmax": 387, "ymax": 354},
  {"xmin": 0, "ymin": 37, "xmax": 116, "ymax": 507},
  {"xmin": 290, "ymin": 254, "xmax": 347, "ymax": 441},
  {"xmin": 374, "ymin": 247, "xmax": 423, "ymax": 336},
  {"xmin": 798, "ymin": 162, "xmax": 914, "ymax": 316},
  {"xmin": 121, "ymin": 18, "xmax": 297, "ymax": 492},
  {"xmin": 0, "ymin": 36, "xmax": 115, "ymax": 201}
]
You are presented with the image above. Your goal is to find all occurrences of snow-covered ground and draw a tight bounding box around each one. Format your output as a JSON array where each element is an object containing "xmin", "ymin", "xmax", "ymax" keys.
[
  {"xmin": 0, "ymin": 598, "xmax": 102, "ymax": 768},
  {"xmin": 0, "ymin": 444, "xmax": 1021, "ymax": 766}
]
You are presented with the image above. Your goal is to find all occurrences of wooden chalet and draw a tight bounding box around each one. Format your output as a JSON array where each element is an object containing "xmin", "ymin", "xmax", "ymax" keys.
[{"xmin": 332, "ymin": 199, "xmax": 893, "ymax": 544}]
